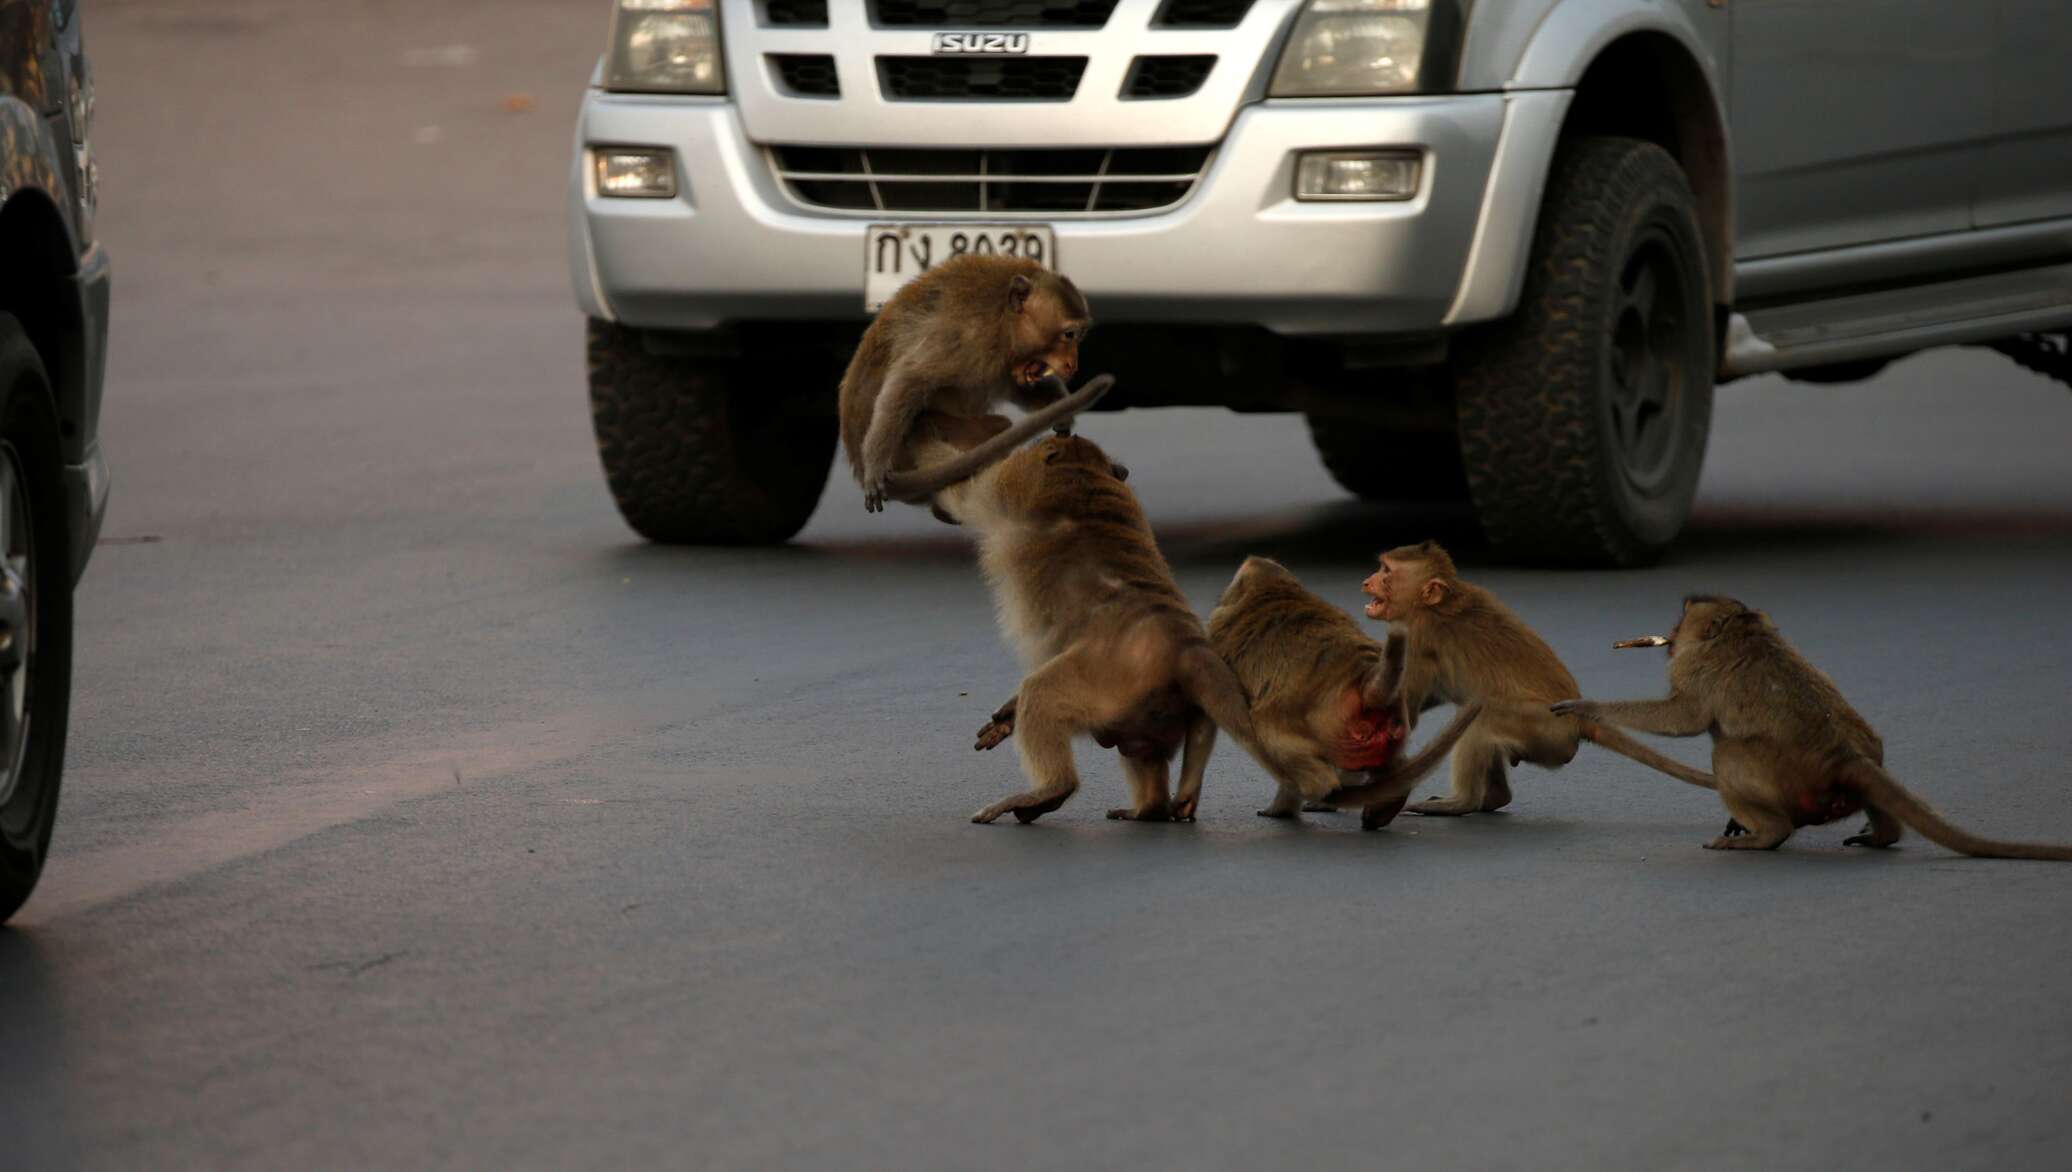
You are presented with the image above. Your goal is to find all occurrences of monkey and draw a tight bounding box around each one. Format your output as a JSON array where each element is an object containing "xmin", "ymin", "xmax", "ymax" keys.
[
  {"xmin": 1205, "ymin": 555, "xmax": 1484, "ymax": 825},
  {"xmin": 1551, "ymin": 596, "xmax": 2072, "ymax": 859},
  {"xmin": 936, "ymin": 433, "xmax": 1260, "ymax": 825},
  {"xmin": 1359, "ymin": 540, "xmax": 1718, "ymax": 829},
  {"xmin": 839, "ymin": 254, "xmax": 1105, "ymax": 513}
]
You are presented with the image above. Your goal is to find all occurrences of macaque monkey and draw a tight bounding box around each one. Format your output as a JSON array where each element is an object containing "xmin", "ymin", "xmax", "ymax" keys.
[
  {"xmin": 1207, "ymin": 556, "xmax": 1483, "ymax": 825},
  {"xmin": 1360, "ymin": 540, "xmax": 1716, "ymax": 825},
  {"xmin": 939, "ymin": 434, "xmax": 1259, "ymax": 824},
  {"xmin": 839, "ymin": 254, "xmax": 1107, "ymax": 512},
  {"xmin": 1553, "ymin": 597, "xmax": 2072, "ymax": 859}
]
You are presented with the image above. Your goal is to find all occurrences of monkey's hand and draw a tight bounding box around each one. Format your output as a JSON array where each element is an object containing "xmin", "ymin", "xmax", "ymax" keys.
[
  {"xmin": 1549, "ymin": 699, "xmax": 1594, "ymax": 719},
  {"xmin": 974, "ymin": 717, "xmax": 1015, "ymax": 751},
  {"xmin": 863, "ymin": 479, "xmax": 888, "ymax": 513}
]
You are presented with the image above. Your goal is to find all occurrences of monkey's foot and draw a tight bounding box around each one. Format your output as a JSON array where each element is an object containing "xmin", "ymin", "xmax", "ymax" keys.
[
  {"xmin": 863, "ymin": 482, "xmax": 888, "ymax": 513},
  {"xmin": 1721, "ymin": 818, "xmax": 1748, "ymax": 838},
  {"xmin": 1843, "ymin": 830, "xmax": 1897, "ymax": 849},
  {"xmin": 1301, "ymin": 801, "xmax": 1343, "ymax": 813},
  {"xmin": 1255, "ymin": 806, "xmax": 1298, "ymax": 819},
  {"xmin": 1407, "ymin": 798, "xmax": 1477, "ymax": 817},
  {"xmin": 974, "ymin": 719, "xmax": 1015, "ymax": 751},
  {"xmin": 1107, "ymin": 803, "xmax": 1174, "ymax": 822},
  {"xmin": 1704, "ymin": 833, "xmax": 1784, "ymax": 850},
  {"xmin": 1169, "ymin": 796, "xmax": 1198, "ymax": 822},
  {"xmin": 972, "ymin": 791, "xmax": 1068, "ymax": 824}
]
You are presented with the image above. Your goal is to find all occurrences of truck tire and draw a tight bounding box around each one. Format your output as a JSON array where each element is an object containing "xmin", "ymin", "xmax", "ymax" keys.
[
  {"xmin": 1306, "ymin": 415, "xmax": 1468, "ymax": 503},
  {"xmin": 586, "ymin": 320, "xmax": 835, "ymax": 545},
  {"xmin": 0, "ymin": 314, "xmax": 75, "ymax": 923},
  {"xmin": 1453, "ymin": 136, "xmax": 1714, "ymax": 566}
]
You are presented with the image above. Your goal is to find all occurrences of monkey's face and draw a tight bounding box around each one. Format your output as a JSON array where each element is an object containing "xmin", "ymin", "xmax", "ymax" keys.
[
  {"xmin": 1362, "ymin": 557, "xmax": 1411, "ymax": 621},
  {"xmin": 1009, "ymin": 287, "xmax": 1088, "ymax": 389}
]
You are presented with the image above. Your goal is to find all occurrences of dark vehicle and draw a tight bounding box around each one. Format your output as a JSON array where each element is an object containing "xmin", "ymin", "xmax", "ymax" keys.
[{"xmin": 0, "ymin": 0, "xmax": 110, "ymax": 921}]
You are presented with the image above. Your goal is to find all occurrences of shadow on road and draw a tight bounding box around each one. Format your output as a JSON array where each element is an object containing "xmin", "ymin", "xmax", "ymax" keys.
[
  {"xmin": 588, "ymin": 495, "xmax": 2072, "ymax": 580},
  {"xmin": 0, "ymin": 930, "xmax": 80, "ymax": 1165}
]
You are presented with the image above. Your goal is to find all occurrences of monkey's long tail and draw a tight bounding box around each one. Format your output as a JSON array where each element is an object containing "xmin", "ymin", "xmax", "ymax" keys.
[
  {"xmin": 1577, "ymin": 721, "xmax": 1719, "ymax": 791},
  {"xmin": 1174, "ymin": 643, "xmax": 1259, "ymax": 748},
  {"xmin": 1845, "ymin": 759, "xmax": 2072, "ymax": 861},
  {"xmin": 882, "ymin": 374, "xmax": 1115, "ymax": 503},
  {"xmin": 1325, "ymin": 702, "xmax": 1485, "ymax": 808}
]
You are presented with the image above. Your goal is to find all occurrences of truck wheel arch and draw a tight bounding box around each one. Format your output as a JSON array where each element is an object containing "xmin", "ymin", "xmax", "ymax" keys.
[
  {"xmin": 0, "ymin": 192, "xmax": 84, "ymax": 460},
  {"xmin": 1452, "ymin": 6, "xmax": 1734, "ymax": 325},
  {"xmin": 1555, "ymin": 31, "xmax": 1733, "ymax": 311}
]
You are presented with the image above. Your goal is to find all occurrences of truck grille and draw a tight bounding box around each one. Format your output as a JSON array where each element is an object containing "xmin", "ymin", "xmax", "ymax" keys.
[
  {"xmin": 771, "ymin": 145, "xmax": 1214, "ymax": 216},
  {"xmin": 870, "ymin": 0, "xmax": 1120, "ymax": 27},
  {"xmin": 878, "ymin": 56, "xmax": 1087, "ymax": 101},
  {"xmin": 765, "ymin": 0, "xmax": 829, "ymax": 25},
  {"xmin": 1154, "ymin": 0, "xmax": 1256, "ymax": 25},
  {"xmin": 771, "ymin": 54, "xmax": 840, "ymax": 98},
  {"xmin": 1122, "ymin": 55, "xmax": 1216, "ymax": 99}
]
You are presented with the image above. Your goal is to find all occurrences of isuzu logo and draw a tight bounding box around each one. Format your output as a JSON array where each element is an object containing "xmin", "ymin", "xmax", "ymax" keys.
[{"xmin": 931, "ymin": 32, "xmax": 1030, "ymax": 55}]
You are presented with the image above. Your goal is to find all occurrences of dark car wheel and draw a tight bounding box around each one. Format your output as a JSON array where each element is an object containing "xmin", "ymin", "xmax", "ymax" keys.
[
  {"xmin": 1306, "ymin": 414, "xmax": 1470, "ymax": 503},
  {"xmin": 586, "ymin": 320, "xmax": 837, "ymax": 545},
  {"xmin": 0, "ymin": 314, "xmax": 75, "ymax": 924},
  {"xmin": 1453, "ymin": 136, "xmax": 1715, "ymax": 566}
]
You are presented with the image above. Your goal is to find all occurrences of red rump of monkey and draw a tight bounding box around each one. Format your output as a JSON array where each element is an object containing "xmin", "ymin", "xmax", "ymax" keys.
[{"xmin": 1335, "ymin": 689, "xmax": 1408, "ymax": 772}]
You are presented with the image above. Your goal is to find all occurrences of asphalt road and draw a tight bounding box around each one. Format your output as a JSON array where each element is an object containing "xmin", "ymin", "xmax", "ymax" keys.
[{"xmin": 6, "ymin": 3, "xmax": 2071, "ymax": 1168}]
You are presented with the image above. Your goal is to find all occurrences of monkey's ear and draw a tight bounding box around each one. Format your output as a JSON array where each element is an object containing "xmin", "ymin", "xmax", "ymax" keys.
[
  {"xmin": 1109, "ymin": 461, "xmax": 1129, "ymax": 482},
  {"xmin": 1419, "ymin": 578, "xmax": 1447, "ymax": 607},
  {"xmin": 1042, "ymin": 445, "xmax": 1063, "ymax": 465},
  {"xmin": 1008, "ymin": 274, "xmax": 1034, "ymax": 313}
]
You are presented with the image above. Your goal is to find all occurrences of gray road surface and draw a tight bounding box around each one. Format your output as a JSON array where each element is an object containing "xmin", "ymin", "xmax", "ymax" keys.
[{"xmin": 6, "ymin": 3, "xmax": 2071, "ymax": 1168}]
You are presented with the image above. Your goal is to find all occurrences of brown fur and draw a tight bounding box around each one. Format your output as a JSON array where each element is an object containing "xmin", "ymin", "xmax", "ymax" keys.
[
  {"xmin": 1207, "ymin": 556, "xmax": 1483, "ymax": 825},
  {"xmin": 940, "ymin": 435, "xmax": 1258, "ymax": 824},
  {"xmin": 1555, "ymin": 597, "xmax": 2072, "ymax": 858},
  {"xmin": 1358, "ymin": 540, "xmax": 1708, "ymax": 828},
  {"xmin": 838, "ymin": 255, "xmax": 1094, "ymax": 512}
]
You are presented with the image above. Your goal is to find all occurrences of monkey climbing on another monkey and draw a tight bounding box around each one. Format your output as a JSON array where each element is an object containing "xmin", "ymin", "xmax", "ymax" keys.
[
  {"xmin": 937, "ymin": 433, "xmax": 1262, "ymax": 825},
  {"xmin": 1358, "ymin": 541, "xmax": 1718, "ymax": 829},
  {"xmin": 1206, "ymin": 556, "xmax": 1483, "ymax": 825},
  {"xmin": 838, "ymin": 254, "xmax": 1110, "ymax": 513},
  {"xmin": 1553, "ymin": 596, "xmax": 2072, "ymax": 859}
]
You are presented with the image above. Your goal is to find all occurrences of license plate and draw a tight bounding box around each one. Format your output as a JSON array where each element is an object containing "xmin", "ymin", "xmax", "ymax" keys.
[{"xmin": 864, "ymin": 224, "xmax": 1057, "ymax": 312}]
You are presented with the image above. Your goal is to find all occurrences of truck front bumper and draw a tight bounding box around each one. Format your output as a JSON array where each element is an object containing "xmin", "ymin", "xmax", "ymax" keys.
[{"xmin": 571, "ymin": 90, "xmax": 1569, "ymax": 338}]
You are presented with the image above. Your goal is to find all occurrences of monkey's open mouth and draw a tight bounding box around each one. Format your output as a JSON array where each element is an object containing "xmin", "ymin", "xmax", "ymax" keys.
[
  {"xmin": 1361, "ymin": 576, "xmax": 1388, "ymax": 619},
  {"xmin": 1018, "ymin": 361, "xmax": 1050, "ymax": 386}
]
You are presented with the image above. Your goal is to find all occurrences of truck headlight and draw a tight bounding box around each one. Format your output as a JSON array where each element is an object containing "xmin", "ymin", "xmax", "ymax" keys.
[
  {"xmin": 1271, "ymin": 0, "xmax": 1435, "ymax": 97},
  {"xmin": 605, "ymin": 0, "xmax": 724, "ymax": 95}
]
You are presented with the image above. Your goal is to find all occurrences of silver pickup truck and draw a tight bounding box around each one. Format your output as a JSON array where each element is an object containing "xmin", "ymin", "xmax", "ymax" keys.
[{"xmin": 567, "ymin": 0, "xmax": 2072, "ymax": 565}]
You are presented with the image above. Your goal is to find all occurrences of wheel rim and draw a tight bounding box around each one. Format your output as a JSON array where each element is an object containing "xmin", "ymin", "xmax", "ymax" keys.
[
  {"xmin": 1604, "ymin": 224, "xmax": 1693, "ymax": 496},
  {"xmin": 0, "ymin": 442, "xmax": 34, "ymax": 811}
]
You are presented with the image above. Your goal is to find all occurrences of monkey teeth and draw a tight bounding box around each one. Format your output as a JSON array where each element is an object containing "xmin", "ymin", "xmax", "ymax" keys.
[{"xmin": 1613, "ymin": 635, "xmax": 1671, "ymax": 649}]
